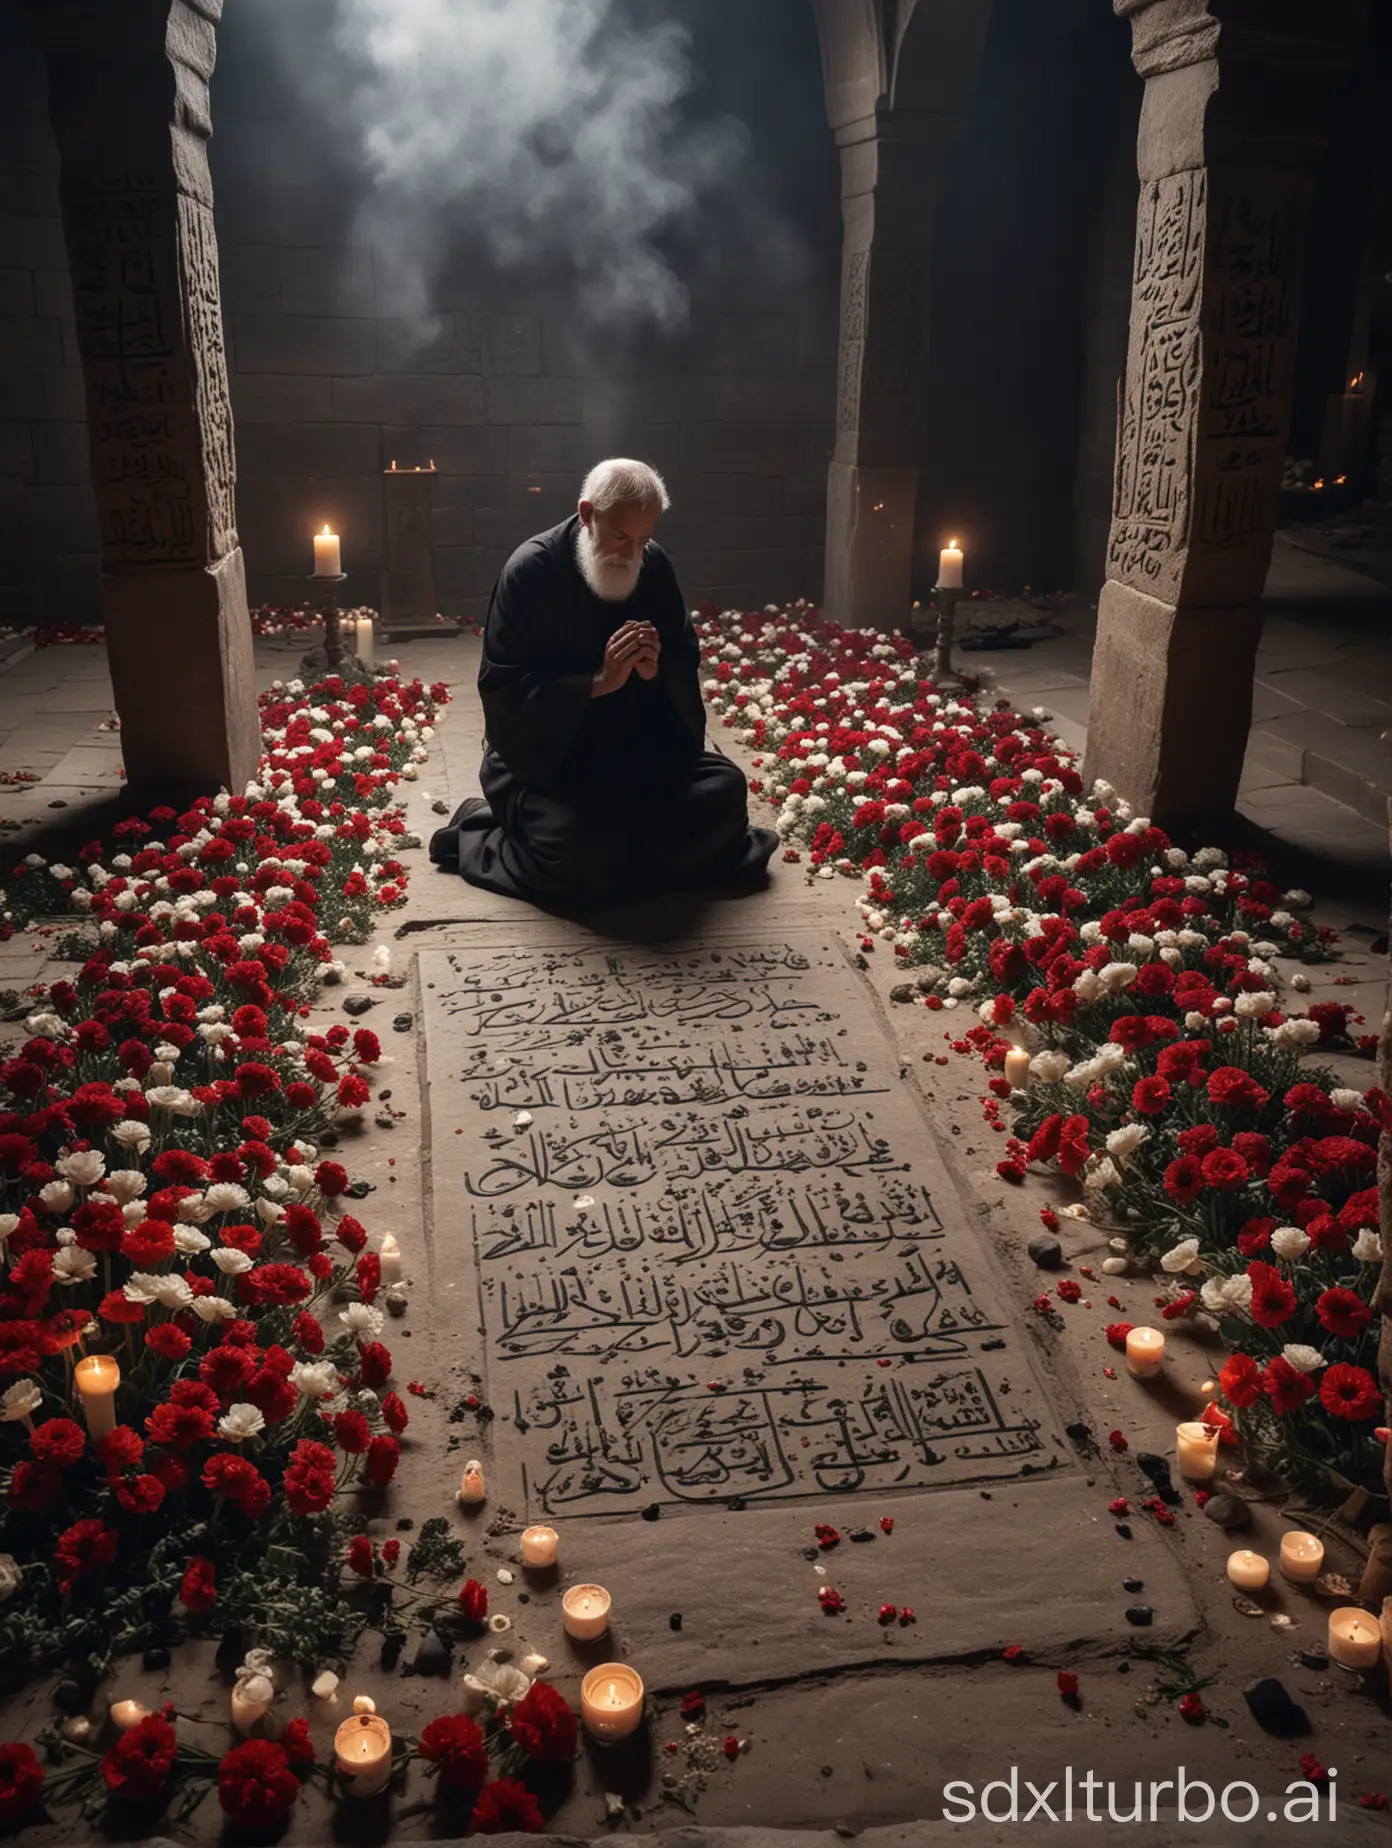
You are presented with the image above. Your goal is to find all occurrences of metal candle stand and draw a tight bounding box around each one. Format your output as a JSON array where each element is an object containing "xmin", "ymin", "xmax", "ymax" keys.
[
  {"xmin": 302, "ymin": 574, "xmax": 374, "ymax": 684},
  {"xmin": 932, "ymin": 584, "xmax": 963, "ymax": 679}
]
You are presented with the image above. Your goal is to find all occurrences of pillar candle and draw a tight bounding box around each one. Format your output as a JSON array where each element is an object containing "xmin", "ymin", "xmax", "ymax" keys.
[
  {"xmin": 1226, "ymin": 1550, "xmax": 1269, "ymax": 1591},
  {"xmin": 334, "ymin": 1698, "xmax": 393, "ymax": 1797},
  {"xmin": 378, "ymin": 1233, "xmax": 402, "ymax": 1285},
  {"xmin": 1175, "ymin": 1420, "xmax": 1220, "ymax": 1481},
  {"xmin": 1003, "ymin": 1047, "xmax": 1031, "ymax": 1089},
  {"xmin": 74, "ymin": 1354, "xmax": 119, "ymax": 1438},
  {"xmin": 520, "ymin": 1525, "xmax": 559, "ymax": 1568},
  {"xmin": 937, "ymin": 540, "xmax": 964, "ymax": 589},
  {"xmin": 562, "ymin": 1583, "xmax": 611, "ymax": 1640},
  {"xmin": 581, "ymin": 1663, "xmax": 644, "ymax": 1742},
  {"xmin": 357, "ymin": 614, "xmax": 375, "ymax": 668},
  {"xmin": 1124, "ymin": 1326, "xmax": 1164, "ymax": 1379},
  {"xmin": 1279, "ymin": 1532, "xmax": 1324, "ymax": 1584},
  {"xmin": 231, "ymin": 1674, "xmax": 273, "ymax": 1736},
  {"xmin": 313, "ymin": 526, "xmax": 341, "ymax": 576},
  {"xmin": 1327, "ymin": 1606, "xmax": 1381, "ymax": 1670},
  {"xmin": 458, "ymin": 1459, "xmax": 486, "ymax": 1504}
]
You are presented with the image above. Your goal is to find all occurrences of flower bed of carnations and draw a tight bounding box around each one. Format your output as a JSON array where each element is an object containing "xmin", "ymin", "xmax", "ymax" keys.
[
  {"xmin": 696, "ymin": 601, "xmax": 1388, "ymax": 1507},
  {"xmin": 0, "ymin": 666, "xmax": 584, "ymax": 1834}
]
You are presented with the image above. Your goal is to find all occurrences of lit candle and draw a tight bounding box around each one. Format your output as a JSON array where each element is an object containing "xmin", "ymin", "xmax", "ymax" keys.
[
  {"xmin": 520, "ymin": 1525, "xmax": 559, "ymax": 1568},
  {"xmin": 1226, "ymin": 1550, "xmax": 1270, "ymax": 1591},
  {"xmin": 109, "ymin": 1698, "xmax": 151, "ymax": 1732},
  {"xmin": 580, "ymin": 1663, "xmax": 644, "ymax": 1742},
  {"xmin": 1279, "ymin": 1532, "xmax": 1324, "ymax": 1584},
  {"xmin": 378, "ymin": 1233, "xmax": 402, "ymax": 1285},
  {"xmin": 356, "ymin": 613, "xmax": 375, "ymax": 669},
  {"xmin": 313, "ymin": 525, "xmax": 341, "ymax": 577},
  {"xmin": 562, "ymin": 1583, "xmax": 611, "ymax": 1641},
  {"xmin": 74, "ymin": 1354, "xmax": 119, "ymax": 1438},
  {"xmin": 458, "ymin": 1459, "xmax": 486, "ymax": 1505},
  {"xmin": 1124, "ymin": 1327, "xmax": 1164, "ymax": 1379},
  {"xmin": 1327, "ymin": 1606, "xmax": 1381, "ymax": 1671},
  {"xmin": 937, "ymin": 539, "xmax": 964, "ymax": 589},
  {"xmin": 334, "ymin": 1697, "xmax": 393, "ymax": 1797},
  {"xmin": 1175, "ymin": 1420, "xmax": 1220, "ymax": 1481},
  {"xmin": 231, "ymin": 1673, "xmax": 273, "ymax": 1736},
  {"xmin": 1003, "ymin": 1047, "xmax": 1031, "ymax": 1089}
]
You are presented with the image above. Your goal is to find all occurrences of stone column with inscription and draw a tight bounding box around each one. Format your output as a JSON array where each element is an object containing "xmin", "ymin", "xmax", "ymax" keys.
[
  {"xmin": 813, "ymin": 0, "xmax": 992, "ymax": 630},
  {"xmin": 1085, "ymin": 0, "xmax": 1363, "ymax": 827},
  {"xmin": 23, "ymin": 0, "xmax": 258, "ymax": 794}
]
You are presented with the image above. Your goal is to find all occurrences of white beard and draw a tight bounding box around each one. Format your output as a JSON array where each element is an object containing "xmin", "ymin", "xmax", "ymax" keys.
[{"xmin": 576, "ymin": 522, "xmax": 642, "ymax": 602}]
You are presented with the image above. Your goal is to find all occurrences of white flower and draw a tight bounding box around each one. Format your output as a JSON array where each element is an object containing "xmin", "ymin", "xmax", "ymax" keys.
[
  {"xmin": 174, "ymin": 1226, "xmax": 212, "ymax": 1255},
  {"xmin": 0, "ymin": 1215, "xmax": 17, "ymax": 1243},
  {"xmin": 204, "ymin": 1182, "xmax": 250, "ymax": 1215},
  {"xmin": 191, "ymin": 1295, "xmax": 237, "ymax": 1324},
  {"xmin": 1, "ymin": 1380, "xmax": 42, "ymax": 1423},
  {"xmin": 111, "ymin": 1120, "xmax": 152, "ymax": 1150},
  {"xmin": 1352, "ymin": 1228, "xmax": 1384, "ymax": 1263},
  {"xmin": 58, "ymin": 1151, "xmax": 106, "ymax": 1188},
  {"xmin": 104, "ymin": 1170, "xmax": 147, "ymax": 1204},
  {"xmin": 125, "ymin": 1272, "xmax": 194, "ymax": 1310},
  {"xmin": 211, "ymin": 1247, "xmax": 254, "ymax": 1276},
  {"xmin": 339, "ymin": 1302, "xmax": 384, "ymax": 1340},
  {"xmin": 144, "ymin": 1085, "xmax": 199, "ymax": 1114},
  {"xmin": 1201, "ymin": 1273, "xmax": 1252, "ymax": 1314},
  {"xmin": 1105, "ymin": 1124, "xmax": 1149, "ymax": 1160},
  {"xmin": 460, "ymin": 1659, "xmax": 531, "ymax": 1714},
  {"xmin": 52, "ymin": 1246, "xmax": 97, "ymax": 1284},
  {"xmin": 256, "ymin": 1199, "xmax": 285, "ymax": 1227},
  {"xmin": 218, "ymin": 1403, "xmax": 266, "ymax": 1441},
  {"xmin": 1233, "ymin": 991, "xmax": 1276, "ymax": 1018},
  {"xmin": 1270, "ymin": 1225, "xmax": 1310, "ymax": 1261},
  {"xmin": 1330, "ymin": 1089, "xmax": 1364, "ymax": 1112},
  {"xmin": 0, "ymin": 1555, "xmax": 22, "ymax": 1601},
  {"xmin": 1084, "ymin": 1156, "xmax": 1121, "ymax": 1192},
  {"xmin": 1282, "ymin": 1344, "xmax": 1325, "ymax": 1374},
  {"xmin": 39, "ymin": 1180, "xmax": 75, "ymax": 1214},
  {"xmin": 1029, "ymin": 1051, "xmax": 1071, "ymax": 1084},
  {"xmin": 285, "ymin": 1166, "xmax": 314, "ymax": 1194},
  {"xmin": 1099, "ymin": 962, "xmax": 1139, "ymax": 992},
  {"xmin": 1160, "ymin": 1237, "xmax": 1203, "ymax": 1276},
  {"xmin": 291, "ymin": 1361, "xmax": 340, "ymax": 1399}
]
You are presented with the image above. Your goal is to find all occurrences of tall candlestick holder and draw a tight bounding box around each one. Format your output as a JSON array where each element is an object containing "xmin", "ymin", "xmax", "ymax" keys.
[
  {"xmin": 301, "ymin": 574, "xmax": 374, "ymax": 684},
  {"xmin": 932, "ymin": 584, "xmax": 963, "ymax": 679}
]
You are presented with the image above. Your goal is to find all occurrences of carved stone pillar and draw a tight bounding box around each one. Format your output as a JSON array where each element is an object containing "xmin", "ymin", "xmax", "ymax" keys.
[
  {"xmin": 1085, "ymin": 0, "xmax": 1363, "ymax": 826},
  {"xmin": 24, "ymin": 0, "xmax": 259, "ymax": 795},
  {"xmin": 813, "ymin": 0, "xmax": 992, "ymax": 629}
]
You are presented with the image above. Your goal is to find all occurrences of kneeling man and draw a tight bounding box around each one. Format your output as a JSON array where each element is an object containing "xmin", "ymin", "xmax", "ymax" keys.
[{"xmin": 432, "ymin": 458, "xmax": 776, "ymax": 908}]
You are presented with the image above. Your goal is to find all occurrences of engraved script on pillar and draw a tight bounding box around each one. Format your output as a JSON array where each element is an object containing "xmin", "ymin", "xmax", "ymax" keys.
[
  {"xmin": 433, "ymin": 942, "xmax": 1059, "ymax": 1511},
  {"xmin": 836, "ymin": 247, "xmax": 870, "ymax": 435},
  {"xmin": 178, "ymin": 195, "xmax": 237, "ymax": 561},
  {"xmin": 1108, "ymin": 169, "xmax": 1204, "ymax": 597},
  {"xmin": 65, "ymin": 174, "xmax": 204, "ymax": 565}
]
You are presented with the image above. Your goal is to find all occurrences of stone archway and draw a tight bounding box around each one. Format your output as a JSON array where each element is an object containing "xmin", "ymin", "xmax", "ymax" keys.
[
  {"xmin": 812, "ymin": 0, "xmax": 993, "ymax": 629},
  {"xmin": 21, "ymin": 0, "xmax": 258, "ymax": 796}
]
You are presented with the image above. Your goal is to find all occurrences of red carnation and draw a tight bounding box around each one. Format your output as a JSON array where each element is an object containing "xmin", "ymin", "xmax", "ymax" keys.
[
  {"xmin": 363, "ymin": 1433, "xmax": 399, "ymax": 1486},
  {"xmin": 1218, "ymin": 1352, "xmax": 1263, "ymax": 1410},
  {"xmin": 510, "ymin": 1681, "xmax": 578, "ymax": 1764},
  {"xmin": 280, "ymin": 1718, "xmax": 315, "ymax": 1768},
  {"xmin": 315, "ymin": 1160, "xmax": 348, "ymax": 1197},
  {"xmin": 54, "ymin": 1516, "xmax": 118, "ymax": 1594},
  {"xmin": 346, "ymin": 1536, "xmax": 375, "ymax": 1578},
  {"xmin": 332, "ymin": 1409, "xmax": 371, "ymax": 1455},
  {"xmin": 1262, "ymin": 1356, "xmax": 1317, "ymax": 1417},
  {"xmin": 0, "ymin": 1743, "xmax": 43, "ymax": 1822},
  {"xmin": 1200, "ymin": 1147, "xmax": 1250, "ymax": 1191},
  {"xmin": 469, "ymin": 1776, "xmax": 544, "ymax": 1835},
  {"xmin": 1320, "ymin": 1363, "xmax": 1381, "ymax": 1422},
  {"xmin": 1247, "ymin": 1261, "xmax": 1297, "ymax": 1329},
  {"xmin": 283, "ymin": 1438, "xmax": 338, "ymax": 1515},
  {"xmin": 146, "ymin": 1323, "xmax": 192, "ymax": 1361},
  {"xmin": 419, "ymin": 1713, "xmax": 488, "ymax": 1791},
  {"xmin": 30, "ymin": 1417, "xmax": 86, "ymax": 1468},
  {"xmin": 1315, "ymin": 1287, "xmax": 1373, "ymax": 1340},
  {"xmin": 1163, "ymin": 1155, "xmax": 1203, "ymax": 1205},
  {"xmin": 102, "ymin": 1713, "xmax": 178, "ymax": 1800},
  {"xmin": 1131, "ymin": 1075, "xmax": 1171, "ymax": 1116},
  {"xmin": 458, "ymin": 1578, "xmax": 488, "ymax": 1623},
  {"xmin": 217, "ymin": 1739, "xmax": 300, "ymax": 1828},
  {"xmin": 1057, "ymin": 1671, "xmax": 1080, "ymax": 1702},
  {"xmin": 180, "ymin": 1555, "xmax": 217, "ymax": 1613}
]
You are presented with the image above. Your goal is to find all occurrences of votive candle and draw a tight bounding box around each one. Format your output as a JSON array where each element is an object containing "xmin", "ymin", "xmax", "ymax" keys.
[
  {"xmin": 334, "ymin": 1697, "xmax": 392, "ymax": 1797},
  {"xmin": 378, "ymin": 1233, "xmax": 402, "ymax": 1285},
  {"xmin": 74, "ymin": 1354, "xmax": 119, "ymax": 1438},
  {"xmin": 1328, "ymin": 1606, "xmax": 1381, "ymax": 1671},
  {"xmin": 1003, "ymin": 1047, "xmax": 1031, "ymax": 1089},
  {"xmin": 109, "ymin": 1698, "xmax": 151, "ymax": 1732},
  {"xmin": 458, "ymin": 1460, "xmax": 486, "ymax": 1504},
  {"xmin": 562, "ymin": 1583, "xmax": 611, "ymax": 1641},
  {"xmin": 581, "ymin": 1663, "xmax": 644, "ymax": 1742},
  {"xmin": 1279, "ymin": 1532, "xmax": 1324, "ymax": 1584},
  {"xmin": 1226, "ymin": 1550, "xmax": 1270, "ymax": 1591},
  {"xmin": 520, "ymin": 1525, "xmax": 559, "ymax": 1568},
  {"xmin": 1175, "ymin": 1420, "xmax": 1220, "ymax": 1481},
  {"xmin": 1124, "ymin": 1327, "xmax": 1165, "ymax": 1379}
]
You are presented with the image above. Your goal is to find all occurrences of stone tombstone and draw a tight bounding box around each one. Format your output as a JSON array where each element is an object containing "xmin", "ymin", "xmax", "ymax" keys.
[
  {"xmin": 380, "ymin": 461, "xmax": 438, "ymax": 635},
  {"xmin": 23, "ymin": 0, "xmax": 258, "ymax": 795},
  {"xmin": 1085, "ymin": 0, "xmax": 1364, "ymax": 826}
]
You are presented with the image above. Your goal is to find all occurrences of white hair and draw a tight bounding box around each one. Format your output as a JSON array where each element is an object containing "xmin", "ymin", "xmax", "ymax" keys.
[{"xmin": 580, "ymin": 457, "xmax": 671, "ymax": 516}]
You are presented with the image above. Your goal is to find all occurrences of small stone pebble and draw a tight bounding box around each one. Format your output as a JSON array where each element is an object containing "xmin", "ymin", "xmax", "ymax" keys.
[
  {"xmin": 1115, "ymin": 1522, "xmax": 1132, "ymax": 1539},
  {"xmin": 1101, "ymin": 1257, "xmax": 1129, "ymax": 1276},
  {"xmin": 1125, "ymin": 1604, "xmax": 1153, "ymax": 1626},
  {"xmin": 393, "ymin": 1012, "xmax": 414, "ymax": 1032},
  {"xmin": 1027, "ymin": 1234, "xmax": 1062, "ymax": 1270},
  {"xmin": 1201, "ymin": 1492, "xmax": 1251, "ymax": 1531},
  {"xmin": 1123, "ymin": 1579, "xmax": 1143, "ymax": 1594},
  {"xmin": 641, "ymin": 1503, "xmax": 661, "ymax": 1522},
  {"xmin": 142, "ymin": 1646, "xmax": 171, "ymax": 1671},
  {"xmin": 669, "ymin": 1613, "xmax": 683, "ymax": 1632},
  {"xmin": 344, "ymin": 995, "xmax": 375, "ymax": 1016},
  {"xmin": 497, "ymin": 1567, "xmax": 514, "ymax": 1584}
]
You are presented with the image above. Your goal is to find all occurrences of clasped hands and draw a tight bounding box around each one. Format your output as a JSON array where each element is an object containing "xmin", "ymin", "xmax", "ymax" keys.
[{"xmin": 592, "ymin": 620, "xmax": 660, "ymax": 698}]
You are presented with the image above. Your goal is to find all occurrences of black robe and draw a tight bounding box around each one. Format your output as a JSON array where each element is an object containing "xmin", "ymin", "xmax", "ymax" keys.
[{"xmin": 431, "ymin": 517, "xmax": 777, "ymax": 906}]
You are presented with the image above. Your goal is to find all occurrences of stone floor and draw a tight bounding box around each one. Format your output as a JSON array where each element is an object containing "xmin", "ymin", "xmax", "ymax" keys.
[{"xmin": 1, "ymin": 625, "xmax": 1390, "ymax": 1842}]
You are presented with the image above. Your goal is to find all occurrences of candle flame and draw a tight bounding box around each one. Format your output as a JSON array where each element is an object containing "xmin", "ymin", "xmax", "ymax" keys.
[
  {"xmin": 1313, "ymin": 478, "xmax": 1325, "ymax": 490},
  {"xmin": 1336, "ymin": 473, "xmax": 1347, "ymax": 484},
  {"xmin": 1350, "ymin": 371, "xmax": 1364, "ymax": 390},
  {"xmin": 948, "ymin": 538, "xmax": 959, "ymax": 550},
  {"xmin": 322, "ymin": 523, "xmax": 332, "ymax": 534}
]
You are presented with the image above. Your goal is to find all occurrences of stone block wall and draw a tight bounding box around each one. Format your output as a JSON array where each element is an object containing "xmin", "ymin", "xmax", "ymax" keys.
[{"xmin": 0, "ymin": 2, "xmax": 839, "ymax": 627}]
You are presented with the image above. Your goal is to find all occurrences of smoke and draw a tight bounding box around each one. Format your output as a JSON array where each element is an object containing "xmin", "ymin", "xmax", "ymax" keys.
[{"xmin": 243, "ymin": 0, "xmax": 751, "ymax": 335}]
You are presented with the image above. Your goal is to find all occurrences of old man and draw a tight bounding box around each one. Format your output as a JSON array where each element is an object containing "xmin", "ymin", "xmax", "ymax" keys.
[{"xmin": 431, "ymin": 458, "xmax": 776, "ymax": 907}]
